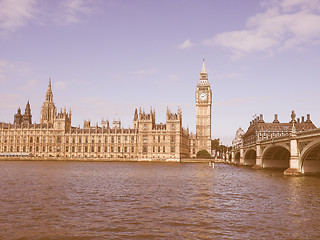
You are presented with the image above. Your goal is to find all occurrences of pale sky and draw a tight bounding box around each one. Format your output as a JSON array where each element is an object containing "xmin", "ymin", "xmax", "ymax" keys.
[{"xmin": 1, "ymin": 0, "xmax": 320, "ymax": 145}]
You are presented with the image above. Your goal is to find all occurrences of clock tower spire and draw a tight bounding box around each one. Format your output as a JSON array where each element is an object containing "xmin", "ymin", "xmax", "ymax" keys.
[{"xmin": 195, "ymin": 58, "xmax": 212, "ymax": 155}]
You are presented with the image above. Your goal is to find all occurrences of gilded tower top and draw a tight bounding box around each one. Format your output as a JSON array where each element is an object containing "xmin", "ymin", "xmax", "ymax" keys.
[{"xmin": 199, "ymin": 58, "xmax": 209, "ymax": 86}]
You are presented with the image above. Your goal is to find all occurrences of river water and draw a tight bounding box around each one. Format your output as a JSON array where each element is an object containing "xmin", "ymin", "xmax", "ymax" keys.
[{"xmin": 0, "ymin": 162, "xmax": 319, "ymax": 240}]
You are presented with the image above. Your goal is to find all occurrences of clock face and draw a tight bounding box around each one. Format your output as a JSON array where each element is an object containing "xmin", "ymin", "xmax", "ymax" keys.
[{"xmin": 199, "ymin": 92, "xmax": 207, "ymax": 101}]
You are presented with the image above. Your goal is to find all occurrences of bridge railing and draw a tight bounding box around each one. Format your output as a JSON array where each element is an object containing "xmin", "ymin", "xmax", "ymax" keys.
[{"xmin": 297, "ymin": 128, "xmax": 320, "ymax": 137}]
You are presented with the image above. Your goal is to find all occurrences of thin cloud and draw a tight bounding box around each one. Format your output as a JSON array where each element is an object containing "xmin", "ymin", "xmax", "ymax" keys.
[
  {"xmin": 0, "ymin": 0, "xmax": 38, "ymax": 35},
  {"xmin": 55, "ymin": 0, "xmax": 97, "ymax": 25},
  {"xmin": 215, "ymin": 72, "xmax": 241, "ymax": 80},
  {"xmin": 178, "ymin": 39, "xmax": 194, "ymax": 49},
  {"xmin": 134, "ymin": 68, "xmax": 157, "ymax": 76},
  {"xmin": 168, "ymin": 74, "xmax": 179, "ymax": 82},
  {"xmin": 0, "ymin": 59, "xmax": 31, "ymax": 83},
  {"xmin": 204, "ymin": 0, "xmax": 320, "ymax": 59},
  {"xmin": 0, "ymin": 0, "xmax": 99, "ymax": 36}
]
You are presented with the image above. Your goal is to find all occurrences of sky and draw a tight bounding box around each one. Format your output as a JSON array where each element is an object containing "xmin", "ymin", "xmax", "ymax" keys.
[{"xmin": 0, "ymin": 0, "xmax": 320, "ymax": 145}]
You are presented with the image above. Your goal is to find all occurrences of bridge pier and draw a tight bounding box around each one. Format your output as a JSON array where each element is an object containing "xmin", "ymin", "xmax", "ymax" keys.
[
  {"xmin": 252, "ymin": 143, "xmax": 262, "ymax": 169},
  {"xmin": 231, "ymin": 151, "xmax": 235, "ymax": 164},
  {"xmin": 284, "ymin": 132, "xmax": 302, "ymax": 175},
  {"xmin": 239, "ymin": 147, "xmax": 244, "ymax": 165}
]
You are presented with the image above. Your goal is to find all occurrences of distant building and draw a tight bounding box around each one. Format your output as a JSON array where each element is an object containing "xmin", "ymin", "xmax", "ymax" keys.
[
  {"xmin": 242, "ymin": 113, "xmax": 317, "ymax": 146},
  {"xmin": 232, "ymin": 128, "xmax": 244, "ymax": 149},
  {"xmin": 0, "ymin": 60, "xmax": 212, "ymax": 161}
]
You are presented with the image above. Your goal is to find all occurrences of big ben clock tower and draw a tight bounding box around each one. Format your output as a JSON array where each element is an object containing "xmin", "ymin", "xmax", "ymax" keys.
[{"xmin": 196, "ymin": 58, "xmax": 212, "ymax": 155}]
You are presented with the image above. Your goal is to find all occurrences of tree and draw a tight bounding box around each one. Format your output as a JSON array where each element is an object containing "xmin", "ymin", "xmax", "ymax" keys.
[{"xmin": 196, "ymin": 149, "xmax": 211, "ymax": 159}]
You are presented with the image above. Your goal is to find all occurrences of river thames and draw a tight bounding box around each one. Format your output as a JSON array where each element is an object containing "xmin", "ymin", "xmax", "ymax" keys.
[{"xmin": 0, "ymin": 161, "xmax": 319, "ymax": 239}]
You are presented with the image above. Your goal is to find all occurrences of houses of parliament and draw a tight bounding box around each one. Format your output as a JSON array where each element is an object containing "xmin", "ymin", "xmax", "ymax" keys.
[{"xmin": 0, "ymin": 60, "xmax": 212, "ymax": 161}]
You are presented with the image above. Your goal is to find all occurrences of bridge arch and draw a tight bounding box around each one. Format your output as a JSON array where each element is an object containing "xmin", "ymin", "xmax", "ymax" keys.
[
  {"xmin": 234, "ymin": 151, "xmax": 240, "ymax": 164},
  {"xmin": 244, "ymin": 149, "xmax": 256, "ymax": 166},
  {"xmin": 300, "ymin": 139, "xmax": 320, "ymax": 174},
  {"xmin": 261, "ymin": 144, "xmax": 290, "ymax": 169}
]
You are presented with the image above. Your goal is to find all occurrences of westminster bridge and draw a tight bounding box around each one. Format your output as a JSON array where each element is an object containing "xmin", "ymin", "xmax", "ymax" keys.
[{"xmin": 223, "ymin": 127, "xmax": 320, "ymax": 175}]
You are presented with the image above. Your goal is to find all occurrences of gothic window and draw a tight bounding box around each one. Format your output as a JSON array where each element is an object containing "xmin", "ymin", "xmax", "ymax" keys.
[
  {"xmin": 124, "ymin": 147, "xmax": 127, "ymax": 153},
  {"xmin": 153, "ymin": 136, "xmax": 156, "ymax": 143},
  {"xmin": 143, "ymin": 146, "xmax": 147, "ymax": 154},
  {"xmin": 23, "ymin": 146, "xmax": 26, "ymax": 152},
  {"xmin": 57, "ymin": 136, "xmax": 61, "ymax": 143},
  {"xmin": 111, "ymin": 137, "xmax": 114, "ymax": 143},
  {"xmin": 29, "ymin": 146, "xmax": 32, "ymax": 152},
  {"xmin": 30, "ymin": 137, "xmax": 33, "ymax": 143},
  {"xmin": 158, "ymin": 146, "xmax": 160, "ymax": 152},
  {"xmin": 98, "ymin": 137, "xmax": 101, "ymax": 143},
  {"xmin": 66, "ymin": 146, "xmax": 69, "ymax": 152},
  {"xmin": 66, "ymin": 137, "xmax": 69, "ymax": 143},
  {"xmin": 158, "ymin": 136, "xmax": 160, "ymax": 143},
  {"xmin": 163, "ymin": 146, "xmax": 165, "ymax": 153},
  {"xmin": 36, "ymin": 137, "xmax": 39, "ymax": 143},
  {"xmin": 23, "ymin": 137, "xmax": 26, "ymax": 143},
  {"xmin": 153, "ymin": 146, "xmax": 155, "ymax": 153},
  {"xmin": 124, "ymin": 136, "xmax": 127, "ymax": 142},
  {"xmin": 91, "ymin": 137, "xmax": 95, "ymax": 143},
  {"xmin": 98, "ymin": 146, "xmax": 101, "ymax": 152},
  {"xmin": 163, "ymin": 136, "xmax": 165, "ymax": 141},
  {"xmin": 131, "ymin": 146, "xmax": 134, "ymax": 153},
  {"xmin": 78, "ymin": 146, "xmax": 81, "ymax": 152},
  {"xmin": 17, "ymin": 146, "xmax": 19, "ymax": 152},
  {"xmin": 72, "ymin": 146, "xmax": 75, "ymax": 152},
  {"xmin": 111, "ymin": 147, "xmax": 114, "ymax": 152},
  {"xmin": 143, "ymin": 136, "xmax": 147, "ymax": 143},
  {"xmin": 72, "ymin": 137, "xmax": 75, "ymax": 144},
  {"xmin": 171, "ymin": 124, "xmax": 175, "ymax": 130},
  {"xmin": 17, "ymin": 137, "xmax": 20, "ymax": 143},
  {"xmin": 78, "ymin": 137, "xmax": 81, "ymax": 143},
  {"xmin": 36, "ymin": 146, "xmax": 39, "ymax": 152},
  {"xmin": 131, "ymin": 136, "xmax": 134, "ymax": 143},
  {"xmin": 85, "ymin": 137, "xmax": 88, "ymax": 143},
  {"xmin": 91, "ymin": 146, "xmax": 94, "ymax": 152},
  {"xmin": 171, "ymin": 136, "xmax": 175, "ymax": 143},
  {"xmin": 105, "ymin": 146, "xmax": 107, "ymax": 152},
  {"xmin": 85, "ymin": 146, "xmax": 88, "ymax": 152},
  {"xmin": 42, "ymin": 146, "xmax": 45, "ymax": 152},
  {"xmin": 4, "ymin": 137, "xmax": 7, "ymax": 143},
  {"xmin": 10, "ymin": 146, "xmax": 13, "ymax": 152},
  {"xmin": 118, "ymin": 136, "xmax": 121, "ymax": 143},
  {"xmin": 118, "ymin": 146, "xmax": 120, "ymax": 152},
  {"xmin": 170, "ymin": 146, "xmax": 175, "ymax": 153},
  {"xmin": 105, "ymin": 137, "xmax": 108, "ymax": 143},
  {"xmin": 49, "ymin": 137, "xmax": 53, "ymax": 143},
  {"xmin": 144, "ymin": 124, "xmax": 147, "ymax": 130},
  {"xmin": 4, "ymin": 146, "xmax": 7, "ymax": 152}
]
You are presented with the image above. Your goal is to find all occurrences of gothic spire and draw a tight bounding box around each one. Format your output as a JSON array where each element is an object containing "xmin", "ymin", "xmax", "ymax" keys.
[
  {"xmin": 46, "ymin": 77, "xmax": 53, "ymax": 102},
  {"xmin": 48, "ymin": 77, "xmax": 52, "ymax": 90},
  {"xmin": 201, "ymin": 57, "xmax": 207, "ymax": 74}
]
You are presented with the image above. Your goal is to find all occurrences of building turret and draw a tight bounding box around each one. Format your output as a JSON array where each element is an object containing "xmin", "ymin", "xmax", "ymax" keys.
[
  {"xmin": 40, "ymin": 78, "xmax": 57, "ymax": 125},
  {"xmin": 54, "ymin": 107, "xmax": 71, "ymax": 131},
  {"xmin": 133, "ymin": 108, "xmax": 139, "ymax": 129},
  {"xmin": 14, "ymin": 107, "xmax": 23, "ymax": 125},
  {"xmin": 22, "ymin": 100, "xmax": 32, "ymax": 124}
]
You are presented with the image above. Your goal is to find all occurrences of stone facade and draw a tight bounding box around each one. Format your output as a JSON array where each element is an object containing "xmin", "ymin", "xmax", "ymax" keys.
[{"xmin": 0, "ymin": 61, "xmax": 212, "ymax": 161}]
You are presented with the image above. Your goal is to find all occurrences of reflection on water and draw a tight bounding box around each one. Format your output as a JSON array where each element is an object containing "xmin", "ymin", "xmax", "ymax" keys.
[{"xmin": 0, "ymin": 162, "xmax": 320, "ymax": 239}]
